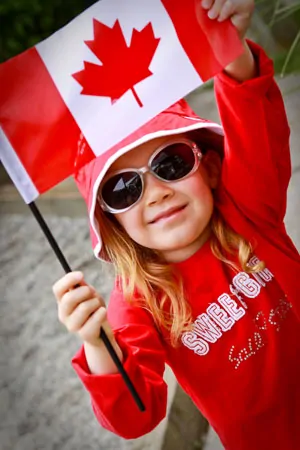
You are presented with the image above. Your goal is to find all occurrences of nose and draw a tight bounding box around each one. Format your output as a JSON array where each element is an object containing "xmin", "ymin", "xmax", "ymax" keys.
[{"xmin": 143, "ymin": 172, "xmax": 174, "ymax": 206}]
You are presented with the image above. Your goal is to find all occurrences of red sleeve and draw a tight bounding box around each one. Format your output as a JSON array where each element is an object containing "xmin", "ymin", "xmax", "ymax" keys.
[
  {"xmin": 214, "ymin": 40, "xmax": 291, "ymax": 228},
  {"xmin": 71, "ymin": 285, "xmax": 167, "ymax": 439}
]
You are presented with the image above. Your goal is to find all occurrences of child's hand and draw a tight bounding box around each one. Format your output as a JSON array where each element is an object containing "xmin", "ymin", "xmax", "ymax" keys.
[
  {"xmin": 53, "ymin": 271, "xmax": 113, "ymax": 348},
  {"xmin": 200, "ymin": 0, "xmax": 255, "ymax": 39}
]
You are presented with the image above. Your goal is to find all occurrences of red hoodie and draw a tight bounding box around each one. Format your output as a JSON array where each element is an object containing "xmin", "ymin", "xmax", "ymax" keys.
[{"xmin": 72, "ymin": 41, "xmax": 300, "ymax": 449}]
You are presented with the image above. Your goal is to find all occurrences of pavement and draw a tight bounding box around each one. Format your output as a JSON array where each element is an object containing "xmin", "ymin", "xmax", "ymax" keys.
[{"xmin": 0, "ymin": 74, "xmax": 299, "ymax": 450}]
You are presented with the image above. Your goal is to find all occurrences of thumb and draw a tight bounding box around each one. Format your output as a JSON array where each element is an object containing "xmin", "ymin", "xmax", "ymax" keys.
[{"xmin": 230, "ymin": 11, "xmax": 253, "ymax": 39}]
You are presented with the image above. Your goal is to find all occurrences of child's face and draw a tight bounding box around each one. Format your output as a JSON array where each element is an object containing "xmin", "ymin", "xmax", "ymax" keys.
[{"xmin": 103, "ymin": 134, "xmax": 220, "ymax": 262}]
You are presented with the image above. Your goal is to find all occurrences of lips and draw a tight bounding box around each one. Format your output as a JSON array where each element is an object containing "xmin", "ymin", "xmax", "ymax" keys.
[{"xmin": 149, "ymin": 205, "xmax": 187, "ymax": 224}]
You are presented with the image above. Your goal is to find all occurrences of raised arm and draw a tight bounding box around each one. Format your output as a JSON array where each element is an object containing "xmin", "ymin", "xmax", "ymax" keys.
[
  {"xmin": 224, "ymin": 38, "xmax": 257, "ymax": 82},
  {"xmin": 214, "ymin": 40, "xmax": 291, "ymax": 228},
  {"xmin": 200, "ymin": 1, "xmax": 291, "ymax": 227}
]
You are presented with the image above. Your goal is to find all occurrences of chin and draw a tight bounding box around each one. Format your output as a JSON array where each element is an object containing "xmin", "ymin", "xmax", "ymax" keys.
[
  {"xmin": 135, "ymin": 217, "xmax": 212, "ymax": 256},
  {"xmin": 153, "ymin": 233, "xmax": 203, "ymax": 254}
]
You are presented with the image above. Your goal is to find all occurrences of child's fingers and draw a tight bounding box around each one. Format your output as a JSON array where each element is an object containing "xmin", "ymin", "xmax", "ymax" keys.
[
  {"xmin": 58, "ymin": 285, "xmax": 98, "ymax": 321},
  {"xmin": 64, "ymin": 298, "xmax": 103, "ymax": 332},
  {"xmin": 77, "ymin": 306, "xmax": 108, "ymax": 343},
  {"xmin": 206, "ymin": 0, "xmax": 225, "ymax": 20},
  {"xmin": 218, "ymin": 0, "xmax": 235, "ymax": 22},
  {"xmin": 52, "ymin": 271, "xmax": 84, "ymax": 301},
  {"xmin": 201, "ymin": 0, "xmax": 214, "ymax": 9}
]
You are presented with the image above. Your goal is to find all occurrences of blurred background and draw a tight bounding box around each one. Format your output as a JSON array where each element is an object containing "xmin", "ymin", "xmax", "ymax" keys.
[{"xmin": 0, "ymin": 1, "xmax": 299, "ymax": 450}]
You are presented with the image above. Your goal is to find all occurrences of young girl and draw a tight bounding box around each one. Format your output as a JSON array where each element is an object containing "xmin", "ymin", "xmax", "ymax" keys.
[{"xmin": 53, "ymin": 1, "xmax": 300, "ymax": 449}]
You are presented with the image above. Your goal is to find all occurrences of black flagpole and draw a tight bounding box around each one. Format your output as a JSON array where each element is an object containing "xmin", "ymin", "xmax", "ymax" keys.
[{"xmin": 28, "ymin": 201, "xmax": 145, "ymax": 412}]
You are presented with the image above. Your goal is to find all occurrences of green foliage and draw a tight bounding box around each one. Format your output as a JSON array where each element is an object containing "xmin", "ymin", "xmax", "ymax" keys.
[
  {"xmin": 273, "ymin": 47, "xmax": 300, "ymax": 76},
  {"xmin": 0, "ymin": 0, "xmax": 96, "ymax": 63},
  {"xmin": 255, "ymin": 0, "xmax": 300, "ymax": 75}
]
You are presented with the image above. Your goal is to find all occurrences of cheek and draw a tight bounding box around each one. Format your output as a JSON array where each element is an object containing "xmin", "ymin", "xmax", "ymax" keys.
[
  {"xmin": 182, "ymin": 175, "xmax": 215, "ymax": 223},
  {"xmin": 115, "ymin": 208, "xmax": 145, "ymax": 242},
  {"xmin": 182, "ymin": 173, "xmax": 213, "ymax": 204}
]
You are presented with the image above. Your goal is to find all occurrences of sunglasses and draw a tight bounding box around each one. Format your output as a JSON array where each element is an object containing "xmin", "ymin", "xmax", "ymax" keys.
[{"xmin": 99, "ymin": 138, "xmax": 203, "ymax": 214}]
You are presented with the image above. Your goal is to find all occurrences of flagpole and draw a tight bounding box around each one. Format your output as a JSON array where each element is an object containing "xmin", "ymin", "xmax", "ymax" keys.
[{"xmin": 28, "ymin": 201, "xmax": 145, "ymax": 412}]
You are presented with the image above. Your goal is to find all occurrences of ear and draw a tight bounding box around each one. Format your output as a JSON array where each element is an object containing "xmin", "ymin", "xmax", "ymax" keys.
[{"xmin": 201, "ymin": 149, "xmax": 222, "ymax": 189}]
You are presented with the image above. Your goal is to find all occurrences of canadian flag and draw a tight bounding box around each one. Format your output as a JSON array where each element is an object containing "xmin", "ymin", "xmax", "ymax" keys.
[{"xmin": 0, "ymin": 0, "xmax": 242, "ymax": 204}]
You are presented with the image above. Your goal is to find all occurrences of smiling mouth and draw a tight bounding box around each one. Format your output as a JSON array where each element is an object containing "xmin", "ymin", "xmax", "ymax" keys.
[{"xmin": 149, "ymin": 205, "xmax": 187, "ymax": 224}]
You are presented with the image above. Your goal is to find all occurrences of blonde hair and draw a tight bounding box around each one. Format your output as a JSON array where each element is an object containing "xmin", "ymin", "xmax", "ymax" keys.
[{"xmin": 98, "ymin": 206, "xmax": 264, "ymax": 347}]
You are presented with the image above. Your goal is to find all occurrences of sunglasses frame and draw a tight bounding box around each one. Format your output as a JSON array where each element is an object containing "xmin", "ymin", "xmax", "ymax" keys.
[{"xmin": 99, "ymin": 138, "xmax": 203, "ymax": 214}]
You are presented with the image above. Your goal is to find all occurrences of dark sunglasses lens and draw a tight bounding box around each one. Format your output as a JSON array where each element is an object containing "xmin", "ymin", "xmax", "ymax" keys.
[
  {"xmin": 151, "ymin": 143, "xmax": 195, "ymax": 181},
  {"xmin": 102, "ymin": 172, "xmax": 142, "ymax": 210}
]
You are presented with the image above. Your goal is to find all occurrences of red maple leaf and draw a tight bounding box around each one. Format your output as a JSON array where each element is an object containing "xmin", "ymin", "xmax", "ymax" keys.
[{"xmin": 72, "ymin": 19, "xmax": 160, "ymax": 107}]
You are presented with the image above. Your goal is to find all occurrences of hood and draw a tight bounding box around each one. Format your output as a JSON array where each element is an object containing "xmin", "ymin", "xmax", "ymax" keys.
[{"xmin": 74, "ymin": 98, "xmax": 224, "ymax": 261}]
